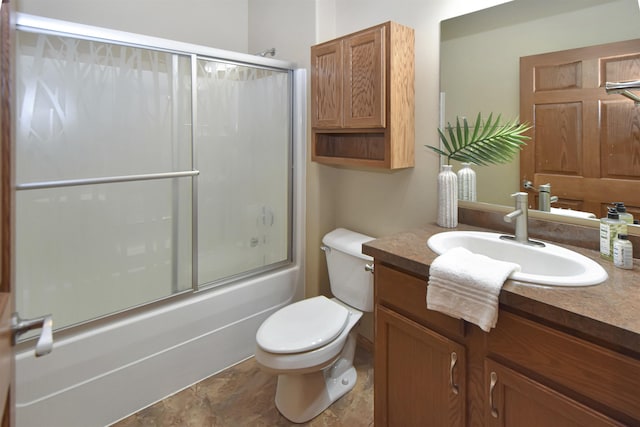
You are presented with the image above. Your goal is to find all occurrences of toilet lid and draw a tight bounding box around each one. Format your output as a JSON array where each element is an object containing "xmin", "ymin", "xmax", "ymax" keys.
[{"xmin": 256, "ymin": 296, "xmax": 349, "ymax": 354}]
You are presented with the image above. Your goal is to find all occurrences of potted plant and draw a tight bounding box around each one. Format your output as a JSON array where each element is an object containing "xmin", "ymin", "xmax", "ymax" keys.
[{"xmin": 426, "ymin": 112, "xmax": 531, "ymax": 227}]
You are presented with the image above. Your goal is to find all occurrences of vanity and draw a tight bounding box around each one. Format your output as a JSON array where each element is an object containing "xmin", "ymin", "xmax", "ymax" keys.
[{"xmin": 364, "ymin": 214, "xmax": 640, "ymax": 426}]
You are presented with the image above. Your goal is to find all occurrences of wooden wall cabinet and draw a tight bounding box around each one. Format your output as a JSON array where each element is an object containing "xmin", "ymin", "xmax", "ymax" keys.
[
  {"xmin": 310, "ymin": 21, "xmax": 415, "ymax": 169},
  {"xmin": 374, "ymin": 262, "xmax": 640, "ymax": 426}
]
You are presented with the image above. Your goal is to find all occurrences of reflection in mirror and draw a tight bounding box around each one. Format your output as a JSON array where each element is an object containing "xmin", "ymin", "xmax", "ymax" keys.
[{"xmin": 440, "ymin": 0, "xmax": 640, "ymax": 227}]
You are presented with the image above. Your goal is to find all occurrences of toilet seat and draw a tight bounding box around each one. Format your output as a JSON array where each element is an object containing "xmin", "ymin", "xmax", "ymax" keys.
[
  {"xmin": 256, "ymin": 296, "xmax": 349, "ymax": 354},
  {"xmin": 255, "ymin": 298, "xmax": 363, "ymax": 373}
]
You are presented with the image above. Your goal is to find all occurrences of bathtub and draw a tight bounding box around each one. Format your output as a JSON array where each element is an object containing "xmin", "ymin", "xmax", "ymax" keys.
[{"xmin": 15, "ymin": 263, "xmax": 304, "ymax": 427}]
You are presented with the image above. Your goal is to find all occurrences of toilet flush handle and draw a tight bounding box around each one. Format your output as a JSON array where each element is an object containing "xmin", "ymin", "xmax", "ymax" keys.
[
  {"xmin": 320, "ymin": 245, "xmax": 330, "ymax": 253},
  {"xmin": 365, "ymin": 263, "xmax": 374, "ymax": 273}
]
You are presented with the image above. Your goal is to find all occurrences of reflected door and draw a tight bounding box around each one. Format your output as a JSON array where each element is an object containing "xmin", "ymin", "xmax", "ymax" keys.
[{"xmin": 520, "ymin": 38, "xmax": 640, "ymax": 218}]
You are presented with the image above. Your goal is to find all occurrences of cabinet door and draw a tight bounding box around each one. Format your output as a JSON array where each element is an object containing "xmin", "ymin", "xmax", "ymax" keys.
[
  {"xmin": 485, "ymin": 359, "xmax": 626, "ymax": 427},
  {"xmin": 375, "ymin": 305, "xmax": 465, "ymax": 427},
  {"xmin": 343, "ymin": 25, "xmax": 385, "ymax": 128},
  {"xmin": 311, "ymin": 39, "xmax": 343, "ymax": 128}
]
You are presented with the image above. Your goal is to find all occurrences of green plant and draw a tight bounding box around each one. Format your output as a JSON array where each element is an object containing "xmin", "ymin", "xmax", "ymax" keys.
[{"xmin": 426, "ymin": 112, "xmax": 531, "ymax": 166}]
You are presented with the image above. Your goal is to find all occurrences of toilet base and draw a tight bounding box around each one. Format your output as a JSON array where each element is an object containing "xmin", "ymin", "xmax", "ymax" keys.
[{"xmin": 274, "ymin": 331, "xmax": 358, "ymax": 423}]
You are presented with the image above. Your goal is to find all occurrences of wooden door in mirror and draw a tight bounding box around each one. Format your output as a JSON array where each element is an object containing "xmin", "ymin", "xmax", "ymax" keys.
[{"xmin": 520, "ymin": 39, "xmax": 640, "ymax": 218}]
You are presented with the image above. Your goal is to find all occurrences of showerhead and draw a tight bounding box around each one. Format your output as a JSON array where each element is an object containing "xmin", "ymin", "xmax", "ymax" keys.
[{"xmin": 255, "ymin": 48, "xmax": 276, "ymax": 57}]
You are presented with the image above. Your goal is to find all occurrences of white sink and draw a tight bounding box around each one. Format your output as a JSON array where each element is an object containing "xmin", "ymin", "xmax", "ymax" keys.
[{"xmin": 427, "ymin": 231, "xmax": 608, "ymax": 287}]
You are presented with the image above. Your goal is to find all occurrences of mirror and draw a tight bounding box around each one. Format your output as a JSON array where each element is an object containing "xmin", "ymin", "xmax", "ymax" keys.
[{"xmin": 440, "ymin": 0, "xmax": 640, "ymax": 227}]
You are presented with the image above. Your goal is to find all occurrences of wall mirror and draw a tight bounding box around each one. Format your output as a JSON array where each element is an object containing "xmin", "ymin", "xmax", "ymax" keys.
[{"xmin": 440, "ymin": 0, "xmax": 640, "ymax": 229}]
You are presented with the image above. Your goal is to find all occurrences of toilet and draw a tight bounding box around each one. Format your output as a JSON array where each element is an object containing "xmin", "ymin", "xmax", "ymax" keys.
[{"xmin": 254, "ymin": 228, "xmax": 374, "ymax": 423}]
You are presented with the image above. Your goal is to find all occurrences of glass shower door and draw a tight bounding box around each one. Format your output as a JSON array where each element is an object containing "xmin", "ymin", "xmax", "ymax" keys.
[
  {"xmin": 15, "ymin": 31, "xmax": 194, "ymax": 330},
  {"xmin": 195, "ymin": 59, "xmax": 291, "ymax": 287},
  {"xmin": 13, "ymin": 26, "xmax": 295, "ymax": 333}
]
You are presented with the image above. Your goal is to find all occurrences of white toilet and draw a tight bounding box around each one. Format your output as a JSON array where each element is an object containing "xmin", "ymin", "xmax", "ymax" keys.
[{"xmin": 255, "ymin": 228, "xmax": 374, "ymax": 423}]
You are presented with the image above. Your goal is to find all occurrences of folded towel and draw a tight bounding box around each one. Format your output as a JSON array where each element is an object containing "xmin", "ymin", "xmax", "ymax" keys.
[{"xmin": 426, "ymin": 247, "xmax": 520, "ymax": 332}]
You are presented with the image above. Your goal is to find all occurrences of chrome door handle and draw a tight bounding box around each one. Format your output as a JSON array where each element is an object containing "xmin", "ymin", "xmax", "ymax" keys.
[{"xmin": 11, "ymin": 312, "xmax": 53, "ymax": 357}]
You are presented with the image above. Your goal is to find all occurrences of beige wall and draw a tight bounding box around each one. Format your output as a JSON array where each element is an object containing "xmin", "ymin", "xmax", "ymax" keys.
[
  {"xmin": 15, "ymin": 0, "xmax": 511, "ymax": 341},
  {"xmin": 17, "ymin": 0, "xmax": 250, "ymax": 52},
  {"xmin": 307, "ymin": 0, "xmax": 511, "ymax": 340}
]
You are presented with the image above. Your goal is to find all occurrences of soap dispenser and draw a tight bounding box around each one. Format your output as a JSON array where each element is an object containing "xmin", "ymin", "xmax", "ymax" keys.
[
  {"xmin": 613, "ymin": 233, "xmax": 633, "ymax": 269},
  {"xmin": 614, "ymin": 202, "xmax": 634, "ymax": 224},
  {"xmin": 600, "ymin": 207, "xmax": 627, "ymax": 260}
]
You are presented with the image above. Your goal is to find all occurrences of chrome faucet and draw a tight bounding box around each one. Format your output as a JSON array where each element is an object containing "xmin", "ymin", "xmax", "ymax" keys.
[
  {"xmin": 538, "ymin": 184, "xmax": 559, "ymax": 212},
  {"xmin": 502, "ymin": 192, "xmax": 545, "ymax": 246},
  {"xmin": 523, "ymin": 180, "xmax": 558, "ymax": 212}
]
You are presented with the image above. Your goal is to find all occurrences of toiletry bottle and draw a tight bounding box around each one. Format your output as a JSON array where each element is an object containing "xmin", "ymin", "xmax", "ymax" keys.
[
  {"xmin": 613, "ymin": 233, "xmax": 633, "ymax": 270},
  {"xmin": 614, "ymin": 202, "xmax": 634, "ymax": 224},
  {"xmin": 600, "ymin": 208, "xmax": 627, "ymax": 260}
]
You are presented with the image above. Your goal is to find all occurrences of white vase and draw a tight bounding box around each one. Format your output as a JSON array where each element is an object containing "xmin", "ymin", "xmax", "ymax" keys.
[
  {"xmin": 457, "ymin": 162, "xmax": 477, "ymax": 201},
  {"xmin": 437, "ymin": 164, "xmax": 458, "ymax": 227}
]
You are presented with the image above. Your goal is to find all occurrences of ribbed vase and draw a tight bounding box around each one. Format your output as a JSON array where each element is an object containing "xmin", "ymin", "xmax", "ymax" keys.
[
  {"xmin": 437, "ymin": 164, "xmax": 458, "ymax": 228},
  {"xmin": 457, "ymin": 162, "xmax": 477, "ymax": 201}
]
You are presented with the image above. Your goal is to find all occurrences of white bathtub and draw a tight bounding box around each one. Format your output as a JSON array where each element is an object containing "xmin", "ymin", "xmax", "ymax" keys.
[{"xmin": 15, "ymin": 264, "xmax": 303, "ymax": 427}]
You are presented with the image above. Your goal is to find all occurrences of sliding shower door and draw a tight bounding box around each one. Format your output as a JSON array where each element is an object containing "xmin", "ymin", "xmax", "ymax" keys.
[
  {"xmin": 13, "ymin": 24, "xmax": 294, "ymax": 333},
  {"xmin": 15, "ymin": 31, "xmax": 194, "ymax": 330},
  {"xmin": 195, "ymin": 59, "xmax": 291, "ymax": 287}
]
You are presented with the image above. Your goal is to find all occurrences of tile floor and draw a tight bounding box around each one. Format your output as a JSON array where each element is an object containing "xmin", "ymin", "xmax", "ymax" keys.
[{"xmin": 111, "ymin": 345, "xmax": 373, "ymax": 427}]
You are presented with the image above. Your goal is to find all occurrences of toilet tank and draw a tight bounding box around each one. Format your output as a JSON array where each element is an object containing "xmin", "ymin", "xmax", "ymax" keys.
[{"xmin": 322, "ymin": 228, "xmax": 375, "ymax": 312}]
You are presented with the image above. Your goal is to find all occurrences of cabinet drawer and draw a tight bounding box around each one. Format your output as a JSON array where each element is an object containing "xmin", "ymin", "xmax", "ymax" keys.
[
  {"xmin": 489, "ymin": 311, "xmax": 640, "ymax": 423},
  {"xmin": 375, "ymin": 262, "xmax": 465, "ymax": 339}
]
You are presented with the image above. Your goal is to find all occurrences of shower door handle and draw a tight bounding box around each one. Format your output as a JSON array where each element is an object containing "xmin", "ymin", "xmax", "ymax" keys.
[{"xmin": 11, "ymin": 312, "xmax": 54, "ymax": 357}]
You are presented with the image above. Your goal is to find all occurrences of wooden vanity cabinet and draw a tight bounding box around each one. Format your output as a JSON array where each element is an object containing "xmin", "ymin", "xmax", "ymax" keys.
[
  {"xmin": 374, "ymin": 261, "xmax": 640, "ymax": 426},
  {"xmin": 376, "ymin": 306, "xmax": 466, "ymax": 426},
  {"xmin": 375, "ymin": 263, "xmax": 467, "ymax": 426},
  {"xmin": 484, "ymin": 360, "xmax": 625, "ymax": 427},
  {"xmin": 310, "ymin": 21, "xmax": 414, "ymax": 169},
  {"xmin": 486, "ymin": 311, "xmax": 640, "ymax": 426}
]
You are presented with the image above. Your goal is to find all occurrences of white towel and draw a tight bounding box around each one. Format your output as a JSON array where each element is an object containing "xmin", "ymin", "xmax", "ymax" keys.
[{"xmin": 426, "ymin": 247, "xmax": 520, "ymax": 332}]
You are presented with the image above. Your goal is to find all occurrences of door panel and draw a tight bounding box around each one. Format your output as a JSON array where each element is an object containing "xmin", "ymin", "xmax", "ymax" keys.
[
  {"xmin": 343, "ymin": 26, "xmax": 385, "ymax": 128},
  {"xmin": 311, "ymin": 39, "xmax": 343, "ymax": 128},
  {"xmin": 0, "ymin": 0, "xmax": 14, "ymax": 425},
  {"xmin": 375, "ymin": 305, "xmax": 466, "ymax": 427},
  {"xmin": 520, "ymin": 39, "xmax": 640, "ymax": 217}
]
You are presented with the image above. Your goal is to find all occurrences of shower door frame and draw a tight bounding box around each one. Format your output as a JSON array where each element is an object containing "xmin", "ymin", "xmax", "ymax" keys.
[{"xmin": 14, "ymin": 12, "xmax": 298, "ymax": 332}]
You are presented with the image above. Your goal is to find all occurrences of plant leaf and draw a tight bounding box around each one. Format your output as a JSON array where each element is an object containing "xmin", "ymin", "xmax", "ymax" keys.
[{"xmin": 426, "ymin": 113, "xmax": 531, "ymax": 166}]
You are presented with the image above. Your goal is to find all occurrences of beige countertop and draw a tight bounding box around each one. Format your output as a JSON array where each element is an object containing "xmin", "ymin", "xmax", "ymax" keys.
[{"xmin": 362, "ymin": 222, "xmax": 640, "ymax": 356}]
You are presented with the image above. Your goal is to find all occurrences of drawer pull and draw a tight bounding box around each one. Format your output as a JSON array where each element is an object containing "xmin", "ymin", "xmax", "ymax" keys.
[
  {"xmin": 449, "ymin": 351, "xmax": 459, "ymax": 395},
  {"xmin": 489, "ymin": 371, "xmax": 499, "ymax": 418}
]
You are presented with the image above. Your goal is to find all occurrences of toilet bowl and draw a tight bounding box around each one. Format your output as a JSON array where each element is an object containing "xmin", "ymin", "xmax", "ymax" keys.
[{"xmin": 254, "ymin": 228, "xmax": 374, "ymax": 423}]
